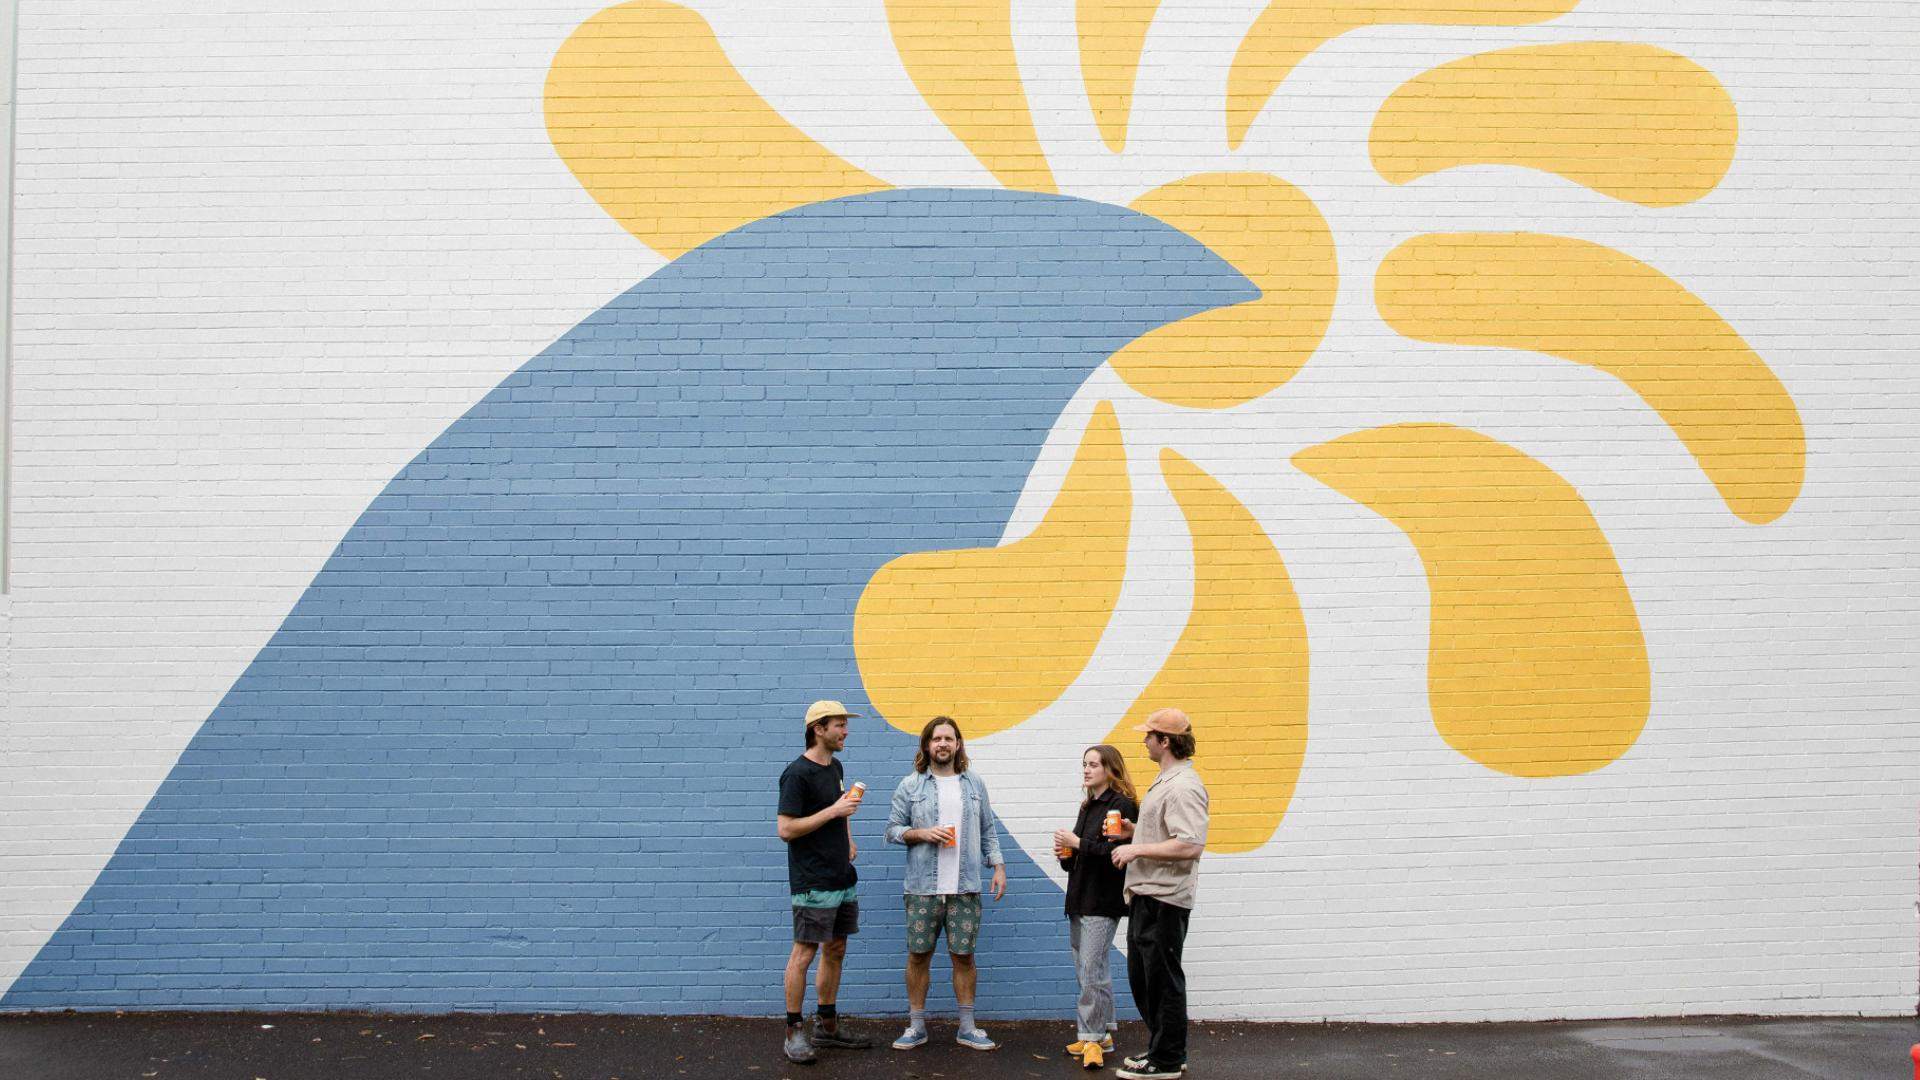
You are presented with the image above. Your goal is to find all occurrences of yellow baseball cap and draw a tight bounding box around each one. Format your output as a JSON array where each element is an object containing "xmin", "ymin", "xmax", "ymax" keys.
[{"xmin": 805, "ymin": 700, "xmax": 860, "ymax": 727}]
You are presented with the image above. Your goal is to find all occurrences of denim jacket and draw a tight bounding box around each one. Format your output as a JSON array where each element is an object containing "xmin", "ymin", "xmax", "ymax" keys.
[{"xmin": 884, "ymin": 769, "xmax": 1003, "ymax": 895}]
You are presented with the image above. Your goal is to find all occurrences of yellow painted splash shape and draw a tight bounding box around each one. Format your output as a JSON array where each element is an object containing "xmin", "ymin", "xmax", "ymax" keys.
[
  {"xmin": 1226, "ymin": 0, "xmax": 1579, "ymax": 149},
  {"xmin": 1294, "ymin": 424, "xmax": 1648, "ymax": 778},
  {"xmin": 1377, "ymin": 233, "xmax": 1804, "ymax": 524},
  {"xmin": 1077, "ymin": 0, "xmax": 1164, "ymax": 153},
  {"xmin": 545, "ymin": 1, "xmax": 889, "ymax": 259},
  {"xmin": 855, "ymin": 403, "xmax": 1130, "ymax": 739},
  {"xmin": 1114, "ymin": 173, "xmax": 1337, "ymax": 409},
  {"xmin": 884, "ymin": 0, "xmax": 1057, "ymax": 192},
  {"xmin": 1106, "ymin": 450, "xmax": 1308, "ymax": 853},
  {"xmin": 1370, "ymin": 43, "xmax": 1737, "ymax": 208}
]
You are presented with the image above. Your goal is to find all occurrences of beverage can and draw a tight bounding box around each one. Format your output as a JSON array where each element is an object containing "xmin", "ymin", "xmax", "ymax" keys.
[
  {"xmin": 941, "ymin": 821, "xmax": 958, "ymax": 847},
  {"xmin": 850, "ymin": 781, "xmax": 866, "ymax": 799},
  {"xmin": 1103, "ymin": 810, "xmax": 1122, "ymax": 837}
]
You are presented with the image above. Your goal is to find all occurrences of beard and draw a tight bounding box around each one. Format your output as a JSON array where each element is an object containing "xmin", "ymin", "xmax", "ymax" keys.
[{"xmin": 933, "ymin": 747, "xmax": 954, "ymax": 763}]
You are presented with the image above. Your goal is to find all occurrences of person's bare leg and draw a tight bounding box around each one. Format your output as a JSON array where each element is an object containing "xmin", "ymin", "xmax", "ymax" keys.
[
  {"xmin": 950, "ymin": 951, "xmax": 976, "ymax": 1007},
  {"xmin": 905, "ymin": 950, "xmax": 933, "ymax": 1011},
  {"xmin": 784, "ymin": 942, "xmax": 819, "ymax": 1015},
  {"xmin": 816, "ymin": 937, "xmax": 847, "ymax": 1008}
]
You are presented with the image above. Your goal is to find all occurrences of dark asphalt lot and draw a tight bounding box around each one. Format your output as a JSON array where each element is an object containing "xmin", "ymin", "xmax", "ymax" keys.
[{"xmin": 0, "ymin": 1011, "xmax": 1914, "ymax": 1080}]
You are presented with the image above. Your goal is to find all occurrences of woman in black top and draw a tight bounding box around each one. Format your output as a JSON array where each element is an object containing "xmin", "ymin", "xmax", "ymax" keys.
[{"xmin": 1051, "ymin": 744, "xmax": 1138, "ymax": 1068}]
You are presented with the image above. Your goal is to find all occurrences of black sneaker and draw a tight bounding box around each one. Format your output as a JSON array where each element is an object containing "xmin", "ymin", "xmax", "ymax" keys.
[
  {"xmin": 812, "ymin": 1021, "xmax": 874, "ymax": 1050},
  {"xmin": 783, "ymin": 1024, "xmax": 817, "ymax": 1064}
]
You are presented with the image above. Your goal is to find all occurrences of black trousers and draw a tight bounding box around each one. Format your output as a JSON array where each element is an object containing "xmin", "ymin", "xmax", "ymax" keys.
[{"xmin": 1125, "ymin": 894, "xmax": 1191, "ymax": 1067}]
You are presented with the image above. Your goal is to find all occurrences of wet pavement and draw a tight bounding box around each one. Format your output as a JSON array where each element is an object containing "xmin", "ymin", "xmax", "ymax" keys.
[{"xmin": 1, "ymin": 1010, "xmax": 1914, "ymax": 1079}]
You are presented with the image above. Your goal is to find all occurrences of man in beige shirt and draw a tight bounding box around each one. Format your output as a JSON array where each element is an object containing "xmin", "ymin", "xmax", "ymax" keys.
[{"xmin": 1110, "ymin": 708, "xmax": 1208, "ymax": 1080}]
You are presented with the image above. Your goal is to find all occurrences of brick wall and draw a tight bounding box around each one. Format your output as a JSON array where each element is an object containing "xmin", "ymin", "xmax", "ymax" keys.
[{"xmin": 1, "ymin": 0, "xmax": 1916, "ymax": 1021}]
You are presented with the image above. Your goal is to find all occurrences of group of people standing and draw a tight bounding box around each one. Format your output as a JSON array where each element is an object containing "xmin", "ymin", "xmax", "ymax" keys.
[{"xmin": 776, "ymin": 700, "xmax": 1210, "ymax": 1079}]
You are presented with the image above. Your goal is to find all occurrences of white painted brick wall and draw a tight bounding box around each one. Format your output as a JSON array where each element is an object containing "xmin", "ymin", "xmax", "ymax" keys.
[{"xmin": 2, "ymin": 0, "xmax": 1917, "ymax": 1020}]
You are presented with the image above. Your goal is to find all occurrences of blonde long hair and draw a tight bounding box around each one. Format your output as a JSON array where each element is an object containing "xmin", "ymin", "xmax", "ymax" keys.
[{"xmin": 1082, "ymin": 744, "xmax": 1138, "ymax": 805}]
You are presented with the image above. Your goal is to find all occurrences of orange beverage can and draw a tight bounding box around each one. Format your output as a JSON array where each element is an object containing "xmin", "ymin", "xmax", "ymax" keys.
[
  {"xmin": 849, "ymin": 781, "xmax": 866, "ymax": 801},
  {"xmin": 1103, "ymin": 810, "xmax": 1122, "ymax": 837},
  {"xmin": 1055, "ymin": 841, "xmax": 1072, "ymax": 859},
  {"xmin": 941, "ymin": 821, "xmax": 958, "ymax": 847}
]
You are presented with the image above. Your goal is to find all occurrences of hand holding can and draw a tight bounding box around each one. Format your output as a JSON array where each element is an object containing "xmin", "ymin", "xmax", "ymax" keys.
[
  {"xmin": 940, "ymin": 820, "xmax": 958, "ymax": 847},
  {"xmin": 1103, "ymin": 810, "xmax": 1122, "ymax": 837}
]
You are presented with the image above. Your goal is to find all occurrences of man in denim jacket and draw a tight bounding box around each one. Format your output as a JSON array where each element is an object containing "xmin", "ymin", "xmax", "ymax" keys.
[{"xmin": 883, "ymin": 716, "xmax": 1007, "ymax": 1052}]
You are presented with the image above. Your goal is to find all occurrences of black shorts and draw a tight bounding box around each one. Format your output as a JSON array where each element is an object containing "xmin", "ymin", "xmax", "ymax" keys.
[{"xmin": 792, "ymin": 900, "xmax": 859, "ymax": 944}]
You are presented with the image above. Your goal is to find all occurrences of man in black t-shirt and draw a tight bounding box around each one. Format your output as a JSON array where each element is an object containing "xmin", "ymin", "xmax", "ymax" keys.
[{"xmin": 775, "ymin": 699, "xmax": 875, "ymax": 1064}]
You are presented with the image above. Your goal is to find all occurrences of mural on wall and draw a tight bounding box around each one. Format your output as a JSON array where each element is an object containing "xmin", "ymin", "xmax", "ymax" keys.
[{"xmin": 4, "ymin": 0, "xmax": 1801, "ymax": 1013}]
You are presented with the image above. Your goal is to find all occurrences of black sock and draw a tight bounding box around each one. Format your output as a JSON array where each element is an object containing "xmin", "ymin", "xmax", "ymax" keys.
[
  {"xmin": 786, "ymin": 1012, "xmax": 803, "ymax": 1028},
  {"xmin": 816, "ymin": 1004, "xmax": 837, "ymax": 1020}
]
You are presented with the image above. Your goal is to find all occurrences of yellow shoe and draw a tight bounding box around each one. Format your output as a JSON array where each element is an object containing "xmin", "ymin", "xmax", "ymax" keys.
[
  {"xmin": 1081, "ymin": 1042, "xmax": 1105, "ymax": 1070},
  {"xmin": 1066, "ymin": 1039, "xmax": 1089, "ymax": 1055}
]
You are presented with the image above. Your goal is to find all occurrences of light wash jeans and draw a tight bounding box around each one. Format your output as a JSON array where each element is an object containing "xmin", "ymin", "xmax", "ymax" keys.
[{"xmin": 1069, "ymin": 914, "xmax": 1121, "ymax": 1040}]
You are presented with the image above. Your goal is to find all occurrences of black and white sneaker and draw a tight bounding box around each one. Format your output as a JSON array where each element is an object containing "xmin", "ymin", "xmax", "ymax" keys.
[{"xmin": 1118, "ymin": 1054, "xmax": 1185, "ymax": 1076}]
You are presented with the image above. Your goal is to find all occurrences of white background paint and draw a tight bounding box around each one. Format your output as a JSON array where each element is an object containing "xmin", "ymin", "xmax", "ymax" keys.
[{"xmin": 3, "ymin": 0, "xmax": 1917, "ymax": 1019}]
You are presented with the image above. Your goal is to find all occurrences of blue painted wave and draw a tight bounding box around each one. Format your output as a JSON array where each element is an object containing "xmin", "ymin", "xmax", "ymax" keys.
[{"xmin": 4, "ymin": 190, "xmax": 1252, "ymax": 1015}]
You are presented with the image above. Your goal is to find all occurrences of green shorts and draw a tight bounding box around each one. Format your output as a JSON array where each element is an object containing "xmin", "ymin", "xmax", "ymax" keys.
[{"xmin": 904, "ymin": 893, "xmax": 981, "ymax": 956}]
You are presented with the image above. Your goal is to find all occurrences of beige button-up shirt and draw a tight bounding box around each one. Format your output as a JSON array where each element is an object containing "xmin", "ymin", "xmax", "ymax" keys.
[{"xmin": 1122, "ymin": 758, "xmax": 1209, "ymax": 909}]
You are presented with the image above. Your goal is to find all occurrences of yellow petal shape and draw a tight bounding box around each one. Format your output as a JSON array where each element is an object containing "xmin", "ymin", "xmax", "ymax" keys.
[
  {"xmin": 1077, "ymin": 0, "xmax": 1164, "ymax": 153},
  {"xmin": 1294, "ymin": 424, "xmax": 1648, "ymax": 778},
  {"xmin": 855, "ymin": 403, "xmax": 1130, "ymax": 739},
  {"xmin": 545, "ymin": 1, "xmax": 890, "ymax": 259},
  {"xmin": 1370, "ymin": 43, "xmax": 1738, "ymax": 208},
  {"xmin": 884, "ymin": 0, "xmax": 1057, "ymax": 192},
  {"xmin": 1226, "ymin": 0, "xmax": 1579, "ymax": 149},
  {"xmin": 1114, "ymin": 173, "xmax": 1337, "ymax": 409},
  {"xmin": 1377, "ymin": 233, "xmax": 1804, "ymax": 524},
  {"xmin": 1107, "ymin": 450, "xmax": 1308, "ymax": 853}
]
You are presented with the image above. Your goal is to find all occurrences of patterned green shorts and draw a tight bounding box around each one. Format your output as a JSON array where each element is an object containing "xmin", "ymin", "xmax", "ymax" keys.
[{"xmin": 904, "ymin": 893, "xmax": 982, "ymax": 956}]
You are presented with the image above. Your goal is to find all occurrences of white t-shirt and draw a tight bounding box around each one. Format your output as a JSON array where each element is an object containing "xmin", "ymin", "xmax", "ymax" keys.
[{"xmin": 934, "ymin": 773, "xmax": 962, "ymax": 895}]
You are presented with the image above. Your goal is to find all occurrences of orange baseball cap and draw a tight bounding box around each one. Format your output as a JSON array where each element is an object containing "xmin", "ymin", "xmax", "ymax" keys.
[{"xmin": 1132, "ymin": 707, "xmax": 1192, "ymax": 736}]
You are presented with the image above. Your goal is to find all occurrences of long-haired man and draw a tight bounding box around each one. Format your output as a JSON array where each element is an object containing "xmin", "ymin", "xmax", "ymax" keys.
[{"xmin": 883, "ymin": 716, "xmax": 1007, "ymax": 1052}]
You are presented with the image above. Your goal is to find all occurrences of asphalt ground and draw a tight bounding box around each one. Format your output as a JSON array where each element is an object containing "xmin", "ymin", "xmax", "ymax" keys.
[{"xmin": 0, "ymin": 1011, "xmax": 1914, "ymax": 1080}]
